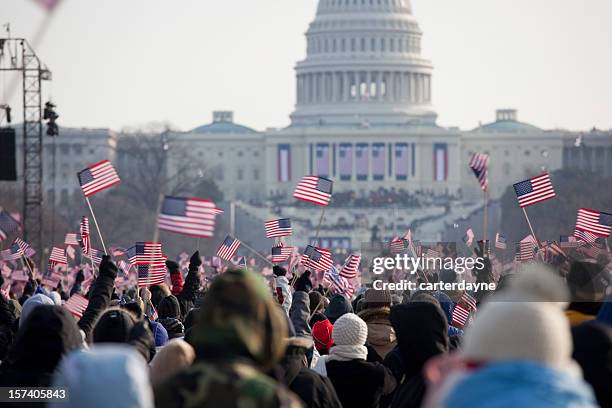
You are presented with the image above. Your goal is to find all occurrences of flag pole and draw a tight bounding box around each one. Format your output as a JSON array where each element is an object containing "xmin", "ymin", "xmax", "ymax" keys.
[
  {"xmin": 21, "ymin": 255, "xmax": 34, "ymax": 278},
  {"xmin": 239, "ymin": 240, "xmax": 274, "ymax": 266},
  {"xmin": 521, "ymin": 207, "xmax": 541, "ymax": 248},
  {"xmin": 483, "ymin": 190, "xmax": 488, "ymax": 241},
  {"xmin": 84, "ymin": 196, "xmax": 108, "ymax": 254}
]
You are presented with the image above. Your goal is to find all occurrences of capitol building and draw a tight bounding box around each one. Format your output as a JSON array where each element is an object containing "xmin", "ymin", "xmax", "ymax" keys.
[
  {"xmin": 11, "ymin": 0, "xmax": 612, "ymax": 249},
  {"xmin": 160, "ymin": 0, "xmax": 612, "ymax": 247}
]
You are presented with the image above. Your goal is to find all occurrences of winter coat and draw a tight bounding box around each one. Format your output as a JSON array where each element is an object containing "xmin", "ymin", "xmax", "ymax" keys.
[
  {"xmin": 357, "ymin": 307, "xmax": 396, "ymax": 362},
  {"xmin": 441, "ymin": 361, "xmax": 597, "ymax": 408},
  {"xmin": 0, "ymin": 305, "xmax": 82, "ymax": 387},
  {"xmin": 173, "ymin": 258, "xmax": 201, "ymax": 320},
  {"xmin": 596, "ymin": 294, "xmax": 612, "ymax": 325},
  {"xmin": 276, "ymin": 275, "xmax": 293, "ymax": 316},
  {"xmin": 0, "ymin": 293, "xmax": 17, "ymax": 363},
  {"xmin": 326, "ymin": 358, "xmax": 396, "ymax": 408},
  {"xmin": 572, "ymin": 321, "xmax": 612, "ymax": 408},
  {"xmin": 281, "ymin": 344, "xmax": 342, "ymax": 408},
  {"xmin": 79, "ymin": 255, "xmax": 118, "ymax": 339},
  {"xmin": 50, "ymin": 345, "xmax": 154, "ymax": 408},
  {"xmin": 154, "ymin": 269, "xmax": 303, "ymax": 407},
  {"xmin": 389, "ymin": 302, "xmax": 449, "ymax": 408}
]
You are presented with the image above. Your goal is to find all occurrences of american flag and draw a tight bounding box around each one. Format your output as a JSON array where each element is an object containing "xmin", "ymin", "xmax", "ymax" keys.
[
  {"xmin": 11, "ymin": 269, "xmax": 29, "ymax": 282},
  {"xmin": 517, "ymin": 235, "xmax": 538, "ymax": 261},
  {"xmin": 118, "ymin": 260, "xmax": 132, "ymax": 276},
  {"xmin": 264, "ymin": 218, "xmax": 292, "ymax": 238},
  {"xmin": 234, "ymin": 256, "xmax": 247, "ymax": 269},
  {"xmin": 323, "ymin": 267, "xmax": 354, "ymax": 298},
  {"xmin": 339, "ymin": 253, "xmax": 361, "ymax": 279},
  {"xmin": 469, "ymin": 153, "xmax": 489, "ymax": 192},
  {"xmin": 14, "ymin": 237, "xmax": 35, "ymax": 258},
  {"xmin": 0, "ymin": 243, "xmax": 22, "ymax": 261},
  {"xmin": 559, "ymin": 235, "xmax": 581, "ymax": 248},
  {"xmin": 574, "ymin": 229, "xmax": 598, "ymax": 244},
  {"xmin": 293, "ymin": 176, "xmax": 333, "ymax": 206},
  {"xmin": 460, "ymin": 292, "xmax": 477, "ymax": 312},
  {"xmin": 423, "ymin": 248, "xmax": 440, "ymax": 259},
  {"xmin": 216, "ymin": 236, "xmax": 241, "ymax": 261},
  {"xmin": 495, "ymin": 232, "xmax": 507, "ymax": 250},
  {"xmin": 137, "ymin": 263, "xmax": 167, "ymax": 287},
  {"xmin": 271, "ymin": 244, "xmax": 294, "ymax": 263},
  {"xmin": 451, "ymin": 304, "xmax": 470, "ymax": 327},
  {"xmin": 158, "ymin": 196, "xmax": 218, "ymax": 238},
  {"xmin": 64, "ymin": 233, "xmax": 79, "ymax": 246},
  {"xmin": 128, "ymin": 242, "xmax": 163, "ymax": 265},
  {"xmin": 0, "ymin": 211, "xmax": 20, "ymax": 241},
  {"xmin": 42, "ymin": 263, "xmax": 61, "ymax": 287},
  {"xmin": 542, "ymin": 241, "xmax": 566, "ymax": 264},
  {"xmin": 77, "ymin": 160, "xmax": 121, "ymax": 197},
  {"xmin": 575, "ymin": 208, "xmax": 612, "ymax": 237},
  {"xmin": 301, "ymin": 245, "xmax": 333, "ymax": 272},
  {"xmin": 64, "ymin": 294, "xmax": 89, "ymax": 319},
  {"xmin": 389, "ymin": 238, "xmax": 407, "ymax": 254},
  {"xmin": 463, "ymin": 228, "xmax": 475, "ymax": 246},
  {"xmin": 513, "ymin": 173, "xmax": 556, "ymax": 208},
  {"xmin": 110, "ymin": 247, "xmax": 127, "ymax": 257},
  {"xmin": 80, "ymin": 216, "xmax": 90, "ymax": 254},
  {"xmin": 49, "ymin": 246, "xmax": 67, "ymax": 265},
  {"xmin": 86, "ymin": 248, "xmax": 104, "ymax": 266}
]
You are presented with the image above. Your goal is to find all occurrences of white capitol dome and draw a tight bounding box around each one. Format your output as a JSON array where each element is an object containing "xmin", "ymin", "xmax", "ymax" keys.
[{"xmin": 290, "ymin": 0, "xmax": 437, "ymax": 127}]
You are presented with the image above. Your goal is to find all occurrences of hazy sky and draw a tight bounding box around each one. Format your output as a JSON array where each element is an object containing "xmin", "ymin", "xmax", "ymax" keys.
[{"xmin": 1, "ymin": 0, "xmax": 611, "ymax": 132}]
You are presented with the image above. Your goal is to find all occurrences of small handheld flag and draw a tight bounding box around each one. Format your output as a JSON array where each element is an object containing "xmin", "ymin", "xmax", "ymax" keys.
[
  {"xmin": 216, "ymin": 236, "xmax": 241, "ymax": 261},
  {"xmin": 271, "ymin": 244, "xmax": 294, "ymax": 263},
  {"xmin": 463, "ymin": 228, "xmax": 475, "ymax": 246},
  {"xmin": 158, "ymin": 196, "xmax": 218, "ymax": 238},
  {"xmin": 339, "ymin": 253, "xmax": 361, "ymax": 279},
  {"xmin": 513, "ymin": 173, "xmax": 556, "ymax": 208},
  {"xmin": 301, "ymin": 245, "xmax": 333, "ymax": 272},
  {"xmin": 264, "ymin": 218, "xmax": 292, "ymax": 238},
  {"xmin": 575, "ymin": 208, "xmax": 612, "ymax": 237},
  {"xmin": 494, "ymin": 233, "xmax": 507, "ymax": 250},
  {"xmin": 469, "ymin": 153, "xmax": 489, "ymax": 192},
  {"xmin": 64, "ymin": 294, "xmax": 89, "ymax": 319},
  {"xmin": 0, "ymin": 210, "xmax": 20, "ymax": 241},
  {"xmin": 451, "ymin": 304, "xmax": 470, "ymax": 327},
  {"xmin": 293, "ymin": 176, "xmax": 333, "ymax": 206},
  {"xmin": 77, "ymin": 160, "xmax": 121, "ymax": 197},
  {"xmin": 49, "ymin": 246, "xmax": 67, "ymax": 265}
]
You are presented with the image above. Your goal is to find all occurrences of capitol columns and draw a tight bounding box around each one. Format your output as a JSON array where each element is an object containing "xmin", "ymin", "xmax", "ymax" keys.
[{"xmin": 376, "ymin": 71, "xmax": 383, "ymax": 101}]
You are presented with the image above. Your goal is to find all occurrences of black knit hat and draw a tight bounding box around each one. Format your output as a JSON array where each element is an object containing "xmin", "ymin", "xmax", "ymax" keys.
[
  {"xmin": 92, "ymin": 309, "xmax": 135, "ymax": 344},
  {"xmin": 158, "ymin": 295, "xmax": 181, "ymax": 320}
]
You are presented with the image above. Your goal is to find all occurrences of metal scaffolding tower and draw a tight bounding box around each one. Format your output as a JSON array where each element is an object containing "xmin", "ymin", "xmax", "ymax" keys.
[{"xmin": 0, "ymin": 38, "xmax": 51, "ymax": 257}]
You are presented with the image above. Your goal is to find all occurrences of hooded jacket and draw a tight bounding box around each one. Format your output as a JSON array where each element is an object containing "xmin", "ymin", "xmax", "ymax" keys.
[
  {"xmin": 441, "ymin": 361, "xmax": 597, "ymax": 408},
  {"xmin": 324, "ymin": 294, "xmax": 353, "ymax": 324},
  {"xmin": 154, "ymin": 269, "xmax": 303, "ymax": 407},
  {"xmin": 572, "ymin": 321, "xmax": 612, "ymax": 408},
  {"xmin": 389, "ymin": 302, "xmax": 449, "ymax": 408},
  {"xmin": 50, "ymin": 345, "xmax": 154, "ymax": 408},
  {"xmin": 0, "ymin": 305, "xmax": 82, "ymax": 386},
  {"xmin": 357, "ymin": 307, "xmax": 396, "ymax": 362}
]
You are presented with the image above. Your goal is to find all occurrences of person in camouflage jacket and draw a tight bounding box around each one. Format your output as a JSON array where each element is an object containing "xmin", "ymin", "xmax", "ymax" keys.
[{"xmin": 154, "ymin": 268, "xmax": 304, "ymax": 408}]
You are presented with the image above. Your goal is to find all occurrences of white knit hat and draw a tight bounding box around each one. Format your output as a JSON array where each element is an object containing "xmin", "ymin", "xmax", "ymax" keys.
[
  {"xmin": 462, "ymin": 265, "xmax": 577, "ymax": 374},
  {"xmin": 332, "ymin": 313, "xmax": 368, "ymax": 346}
]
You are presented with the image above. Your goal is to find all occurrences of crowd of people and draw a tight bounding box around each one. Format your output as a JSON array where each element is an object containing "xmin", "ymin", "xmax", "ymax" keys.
[{"xmin": 0, "ymin": 249, "xmax": 611, "ymax": 407}]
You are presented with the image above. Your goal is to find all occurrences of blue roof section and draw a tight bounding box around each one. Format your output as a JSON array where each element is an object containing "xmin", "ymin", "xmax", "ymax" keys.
[
  {"xmin": 191, "ymin": 121, "xmax": 257, "ymax": 134},
  {"xmin": 474, "ymin": 120, "xmax": 541, "ymax": 132}
]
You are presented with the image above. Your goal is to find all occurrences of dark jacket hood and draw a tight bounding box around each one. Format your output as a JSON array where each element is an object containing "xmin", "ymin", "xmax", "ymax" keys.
[
  {"xmin": 390, "ymin": 302, "xmax": 449, "ymax": 377},
  {"xmin": 191, "ymin": 269, "xmax": 287, "ymax": 371},
  {"xmin": 5, "ymin": 305, "xmax": 82, "ymax": 377},
  {"xmin": 324, "ymin": 294, "xmax": 353, "ymax": 324}
]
